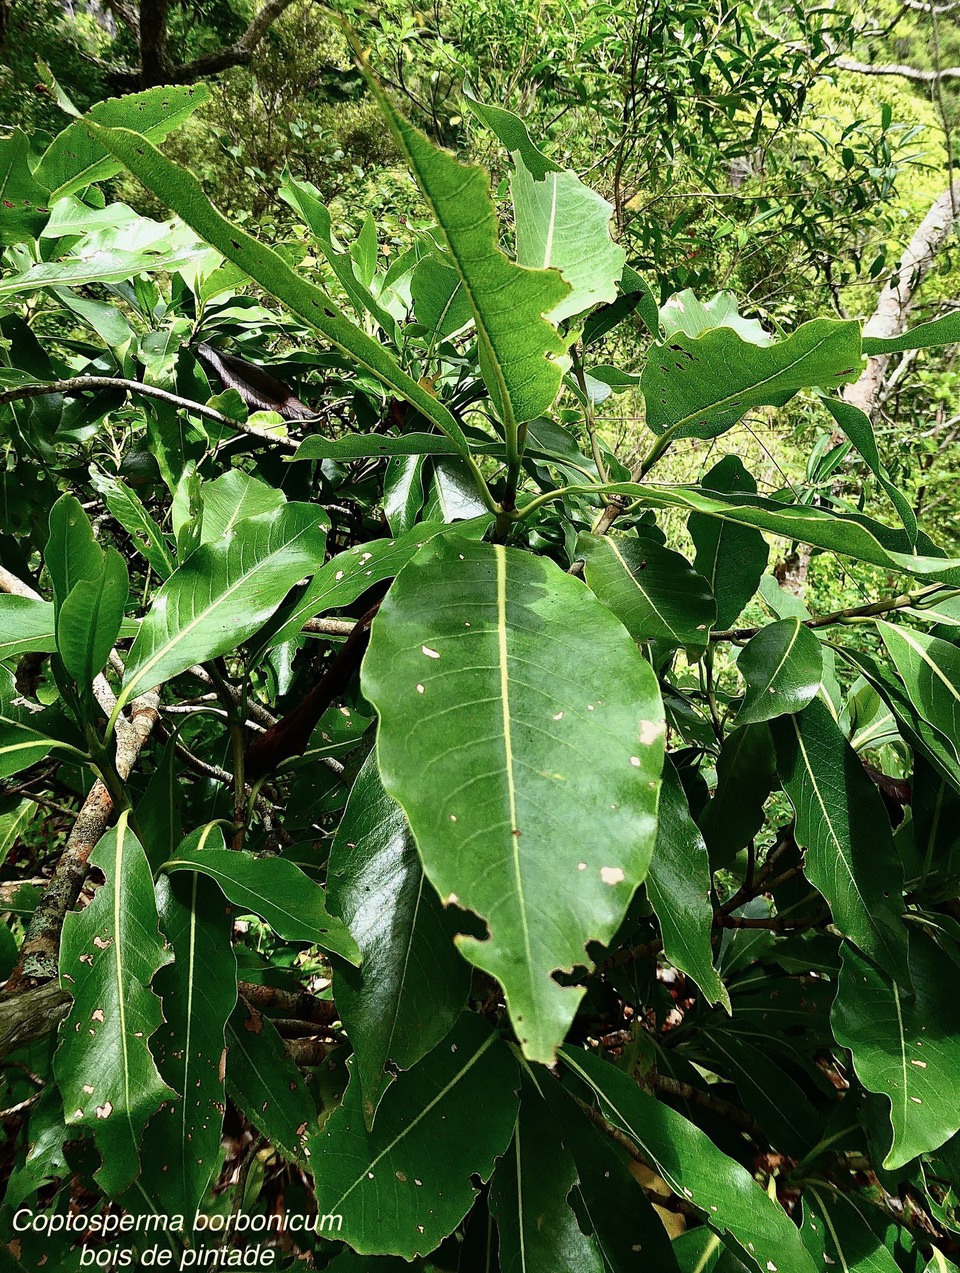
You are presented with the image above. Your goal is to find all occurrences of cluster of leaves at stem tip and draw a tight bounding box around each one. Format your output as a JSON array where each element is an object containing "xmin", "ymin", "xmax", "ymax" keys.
[{"xmin": 5, "ymin": 43, "xmax": 960, "ymax": 1273}]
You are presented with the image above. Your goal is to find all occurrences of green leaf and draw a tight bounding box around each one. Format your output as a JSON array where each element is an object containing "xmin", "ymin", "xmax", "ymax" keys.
[
  {"xmin": 833, "ymin": 933, "xmax": 960, "ymax": 1169},
  {"xmin": 688, "ymin": 458, "xmax": 769, "ymax": 630},
  {"xmin": 489, "ymin": 1078, "xmax": 606, "ymax": 1273},
  {"xmin": 577, "ymin": 529, "xmax": 717, "ymax": 646},
  {"xmin": 0, "ymin": 668, "xmax": 61, "ymax": 779},
  {"xmin": 642, "ymin": 318, "xmax": 862, "ymax": 441},
  {"xmin": 0, "ymin": 795, "xmax": 36, "ymax": 871},
  {"xmin": 140, "ymin": 854, "xmax": 237, "ymax": 1216},
  {"xmin": 410, "ymin": 252, "xmax": 472, "ymax": 339},
  {"xmin": 862, "ymin": 311, "xmax": 960, "ymax": 356},
  {"xmin": 512, "ymin": 163, "xmax": 625, "ymax": 323},
  {"xmin": 0, "ymin": 130, "xmax": 51, "ymax": 244},
  {"xmin": 260, "ymin": 518, "xmax": 490, "ymax": 654},
  {"xmin": 117, "ymin": 502, "xmax": 328, "ymax": 710},
  {"xmin": 562, "ymin": 1047, "xmax": 818, "ymax": 1273},
  {"xmin": 821, "ymin": 398, "xmax": 917, "ymax": 546},
  {"xmin": 225, "ymin": 999, "xmax": 315, "ymax": 1163},
  {"xmin": 83, "ymin": 123, "xmax": 480, "ymax": 468},
  {"xmin": 362, "ymin": 535, "xmax": 665, "ymax": 1063},
  {"xmin": 803, "ymin": 1189, "xmax": 901, "ymax": 1273},
  {"xmin": 463, "ymin": 86, "xmax": 560, "ymax": 180},
  {"xmin": 648, "ymin": 757, "xmax": 730, "ymax": 1009},
  {"xmin": 660, "ymin": 289, "xmax": 773, "ymax": 346},
  {"xmin": 736, "ymin": 619, "xmax": 823, "ymax": 726},
  {"xmin": 58, "ymin": 547, "xmax": 128, "ymax": 693},
  {"xmin": 877, "ymin": 621, "xmax": 960, "ymax": 760},
  {"xmin": 163, "ymin": 838, "xmax": 359, "ymax": 963},
  {"xmin": 198, "ymin": 469, "xmax": 285, "ymax": 545},
  {"xmin": 364, "ymin": 77, "xmax": 570, "ymax": 426},
  {"xmin": 91, "ymin": 469, "xmax": 175, "ymax": 578},
  {"xmin": 311, "ymin": 1014, "xmax": 519, "ymax": 1260},
  {"xmin": 772, "ymin": 698, "xmax": 909, "ymax": 985},
  {"xmin": 37, "ymin": 85, "xmax": 211, "ymax": 200},
  {"xmin": 291, "ymin": 433, "xmax": 463, "ymax": 462},
  {"xmin": 698, "ymin": 723, "xmax": 777, "ymax": 870},
  {"xmin": 46, "ymin": 494, "xmax": 103, "ymax": 620},
  {"xmin": 327, "ymin": 752, "xmax": 470, "ymax": 1127},
  {"xmin": 0, "ymin": 597, "xmax": 59, "ymax": 660},
  {"xmin": 604, "ymin": 482, "xmax": 960, "ymax": 586},
  {"xmin": 54, "ymin": 812, "xmax": 175, "ymax": 1195}
]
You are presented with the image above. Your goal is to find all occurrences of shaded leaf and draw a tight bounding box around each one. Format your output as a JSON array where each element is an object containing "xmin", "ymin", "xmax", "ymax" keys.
[
  {"xmin": 91, "ymin": 469, "xmax": 175, "ymax": 578},
  {"xmin": 698, "ymin": 723, "xmax": 776, "ymax": 870},
  {"xmin": 58, "ymin": 547, "xmax": 128, "ymax": 693},
  {"xmin": 225, "ymin": 999, "xmax": 315, "ymax": 1163},
  {"xmin": 689, "ymin": 458, "xmax": 769, "ymax": 631}
]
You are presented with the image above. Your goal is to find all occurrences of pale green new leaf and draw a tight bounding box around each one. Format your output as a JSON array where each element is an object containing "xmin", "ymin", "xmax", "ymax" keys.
[
  {"xmin": 833, "ymin": 934, "xmax": 960, "ymax": 1169},
  {"xmin": 311, "ymin": 1014, "xmax": 519, "ymax": 1260},
  {"xmin": 577, "ymin": 529, "xmax": 717, "ymax": 646},
  {"xmin": 118, "ymin": 502, "xmax": 328, "ymax": 711},
  {"xmin": 562, "ymin": 1047, "xmax": 819, "ymax": 1273},
  {"xmin": 365, "ymin": 77, "xmax": 570, "ymax": 426},
  {"xmin": 512, "ymin": 163, "xmax": 624, "ymax": 323},
  {"xmin": 163, "ymin": 839, "xmax": 359, "ymax": 963},
  {"xmin": 736, "ymin": 618, "xmax": 823, "ymax": 726},
  {"xmin": 660, "ymin": 289, "xmax": 772, "ymax": 346},
  {"xmin": 641, "ymin": 319, "xmax": 863, "ymax": 440},
  {"xmin": 363, "ymin": 535, "xmax": 665, "ymax": 1063},
  {"xmin": 647, "ymin": 758, "xmax": 729, "ymax": 1009},
  {"xmin": 58, "ymin": 547, "xmax": 128, "ymax": 692},
  {"xmin": 54, "ymin": 813, "xmax": 175, "ymax": 1195},
  {"xmin": 772, "ymin": 699, "xmax": 909, "ymax": 985},
  {"xmin": 37, "ymin": 85, "xmax": 210, "ymax": 199}
]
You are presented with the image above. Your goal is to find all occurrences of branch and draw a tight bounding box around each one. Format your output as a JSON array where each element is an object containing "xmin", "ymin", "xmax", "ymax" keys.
[
  {"xmin": 0, "ymin": 379, "xmax": 301, "ymax": 452},
  {"xmin": 710, "ymin": 583, "xmax": 957, "ymax": 642},
  {"xmin": 173, "ymin": 0, "xmax": 301, "ymax": 83},
  {"xmin": 835, "ymin": 57, "xmax": 960, "ymax": 82}
]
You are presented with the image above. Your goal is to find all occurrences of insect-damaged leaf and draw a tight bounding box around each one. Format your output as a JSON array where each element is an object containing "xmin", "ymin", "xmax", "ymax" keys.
[
  {"xmin": 363, "ymin": 535, "xmax": 664, "ymax": 1063},
  {"xmin": 55, "ymin": 813, "xmax": 175, "ymax": 1195},
  {"xmin": 327, "ymin": 751, "xmax": 470, "ymax": 1127},
  {"xmin": 311, "ymin": 1014, "xmax": 519, "ymax": 1260}
]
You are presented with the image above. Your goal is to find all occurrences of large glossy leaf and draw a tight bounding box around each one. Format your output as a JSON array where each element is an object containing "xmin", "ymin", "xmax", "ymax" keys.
[
  {"xmin": 489, "ymin": 1079, "xmax": 606, "ymax": 1273},
  {"xmin": 577, "ymin": 529, "xmax": 716, "ymax": 646},
  {"xmin": 37, "ymin": 85, "xmax": 210, "ymax": 199},
  {"xmin": 877, "ymin": 622, "xmax": 960, "ymax": 760},
  {"xmin": 605, "ymin": 482, "xmax": 960, "ymax": 586},
  {"xmin": 311, "ymin": 1014, "xmax": 519, "ymax": 1259},
  {"xmin": 562, "ymin": 1047, "xmax": 819, "ymax": 1273},
  {"xmin": 772, "ymin": 699, "xmax": 908, "ymax": 985},
  {"xmin": 641, "ymin": 318, "xmax": 862, "ymax": 440},
  {"xmin": 163, "ymin": 839, "xmax": 359, "ymax": 963},
  {"xmin": 833, "ymin": 934, "xmax": 960, "ymax": 1169},
  {"xmin": 54, "ymin": 813, "xmax": 175, "ymax": 1195},
  {"xmin": 364, "ymin": 77, "xmax": 570, "ymax": 427},
  {"xmin": 688, "ymin": 458, "xmax": 769, "ymax": 630},
  {"xmin": 46, "ymin": 494, "xmax": 103, "ymax": 620},
  {"xmin": 511, "ymin": 163, "xmax": 624, "ymax": 323},
  {"xmin": 225, "ymin": 999, "xmax": 315, "ymax": 1163},
  {"xmin": 735, "ymin": 618, "xmax": 823, "ymax": 726},
  {"xmin": 117, "ymin": 502, "xmax": 328, "ymax": 711},
  {"xmin": 84, "ymin": 123, "xmax": 481, "ymax": 465},
  {"xmin": 648, "ymin": 757, "xmax": 729, "ymax": 1009},
  {"xmin": 0, "ymin": 130, "xmax": 51, "ymax": 244},
  {"xmin": 802, "ymin": 1190, "xmax": 901, "ymax": 1273},
  {"xmin": 198, "ymin": 469, "xmax": 285, "ymax": 545},
  {"xmin": 363, "ymin": 535, "xmax": 665, "ymax": 1063},
  {"xmin": 139, "ymin": 847, "xmax": 237, "ymax": 1216},
  {"xmin": 58, "ymin": 547, "xmax": 128, "ymax": 694},
  {"xmin": 327, "ymin": 751, "xmax": 469, "ymax": 1127},
  {"xmin": 698, "ymin": 723, "xmax": 776, "ymax": 870}
]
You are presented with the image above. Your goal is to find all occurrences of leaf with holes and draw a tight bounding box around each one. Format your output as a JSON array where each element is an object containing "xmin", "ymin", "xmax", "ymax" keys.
[
  {"xmin": 54, "ymin": 813, "xmax": 175, "ymax": 1195},
  {"xmin": 362, "ymin": 535, "xmax": 664, "ymax": 1063}
]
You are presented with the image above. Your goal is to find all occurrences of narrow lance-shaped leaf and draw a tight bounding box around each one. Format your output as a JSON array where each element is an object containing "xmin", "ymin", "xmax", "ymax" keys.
[
  {"xmin": 90, "ymin": 469, "xmax": 175, "ymax": 578},
  {"xmin": 362, "ymin": 535, "xmax": 665, "ymax": 1063},
  {"xmin": 821, "ymin": 397, "xmax": 917, "ymax": 546},
  {"xmin": 82, "ymin": 122, "xmax": 479, "ymax": 464},
  {"xmin": 54, "ymin": 813, "xmax": 175, "ymax": 1196},
  {"xmin": 833, "ymin": 934, "xmax": 960, "ymax": 1170},
  {"xmin": 877, "ymin": 621, "xmax": 960, "ymax": 760},
  {"xmin": 311, "ymin": 1014, "xmax": 520, "ymax": 1260},
  {"xmin": 577, "ymin": 530, "xmax": 717, "ymax": 646},
  {"xmin": 698, "ymin": 723, "xmax": 776, "ymax": 870},
  {"xmin": 735, "ymin": 618, "xmax": 823, "ymax": 727},
  {"xmin": 138, "ymin": 825, "xmax": 238, "ymax": 1217},
  {"xmin": 802, "ymin": 1189, "xmax": 901, "ymax": 1273},
  {"xmin": 117, "ymin": 502, "xmax": 329, "ymax": 712},
  {"xmin": 163, "ymin": 839, "xmax": 359, "ymax": 964},
  {"xmin": 772, "ymin": 698, "xmax": 909, "ymax": 986},
  {"xmin": 489, "ymin": 1078, "xmax": 606, "ymax": 1273},
  {"xmin": 562, "ymin": 1047, "xmax": 819, "ymax": 1273},
  {"xmin": 362, "ymin": 73, "xmax": 570, "ymax": 426},
  {"xmin": 58, "ymin": 547, "xmax": 129, "ymax": 694},
  {"xmin": 642, "ymin": 317, "xmax": 863, "ymax": 440},
  {"xmin": 647, "ymin": 757, "xmax": 730, "ymax": 1010},
  {"xmin": 327, "ymin": 751, "xmax": 470, "ymax": 1127}
]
